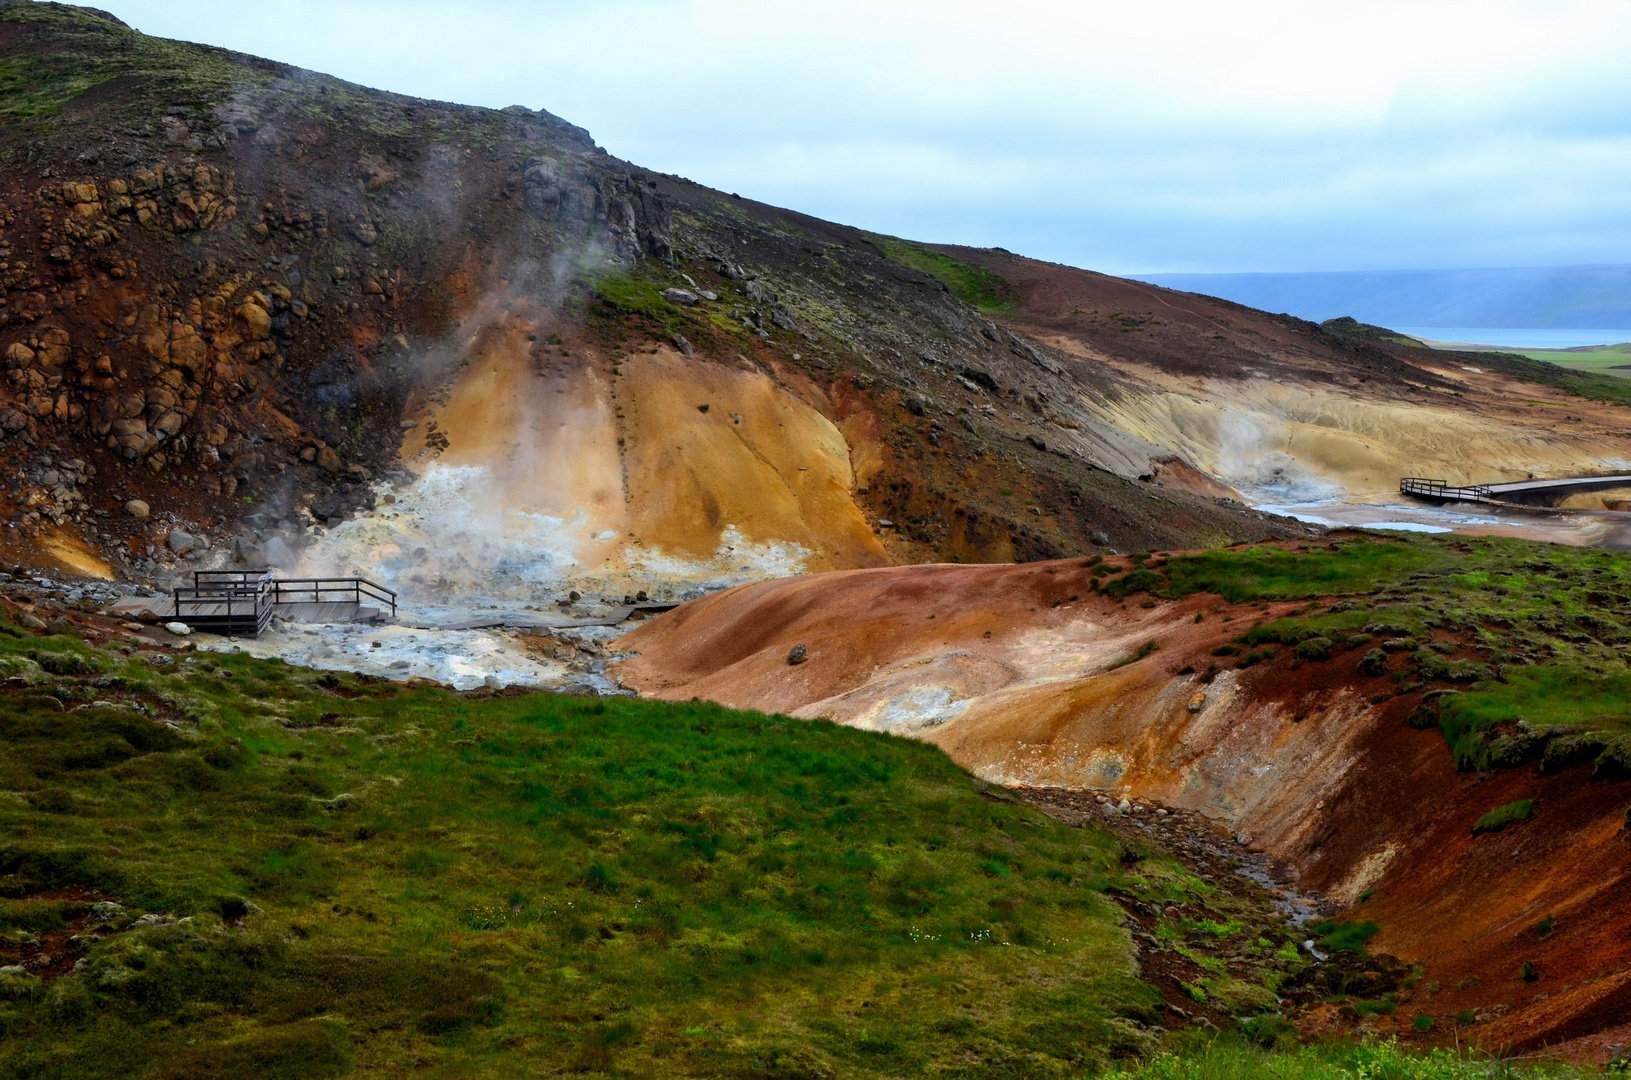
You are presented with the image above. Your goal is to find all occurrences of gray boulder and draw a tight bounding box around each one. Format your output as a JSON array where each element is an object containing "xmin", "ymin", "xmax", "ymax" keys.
[{"xmin": 660, "ymin": 288, "xmax": 700, "ymax": 306}]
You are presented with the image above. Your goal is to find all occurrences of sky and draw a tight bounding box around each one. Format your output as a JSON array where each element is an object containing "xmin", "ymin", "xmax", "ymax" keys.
[{"xmin": 101, "ymin": 0, "xmax": 1631, "ymax": 275}]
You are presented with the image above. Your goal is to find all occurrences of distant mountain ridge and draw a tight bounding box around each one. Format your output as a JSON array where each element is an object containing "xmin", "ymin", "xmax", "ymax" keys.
[{"xmin": 1136, "ymin": 265, "xmax": 1631, "ymax": 330}]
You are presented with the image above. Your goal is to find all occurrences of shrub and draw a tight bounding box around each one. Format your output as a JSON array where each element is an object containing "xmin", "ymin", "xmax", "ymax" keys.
[
  {"xmin": 1294, "ymin": 636, "xmax": 1332, "ymax": 661},
  {"xmin": 1412, "ymin": 1014, "xmax": 1434, "ymax": 1032},
  {"xmin": 1311, "ymin": 920, "xmax": 1379, "ymax": 952},
  {"xmin": 1358, "ymin": 648, "xmax": 1388, "ymax": 677},
  {"xmin": 1472, "ymin": 799, "xmax": 1534, "ymax": 836}
]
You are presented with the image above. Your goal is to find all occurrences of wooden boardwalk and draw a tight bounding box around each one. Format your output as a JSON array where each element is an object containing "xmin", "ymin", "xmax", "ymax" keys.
[{"xmin": 1402, "ymin": 474, "xmax": 1631, "ymax": 507}]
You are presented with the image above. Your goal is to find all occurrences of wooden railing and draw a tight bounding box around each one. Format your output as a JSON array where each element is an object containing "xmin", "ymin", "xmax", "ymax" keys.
[
  {"xmin": 174, "ymin": 570, "xmax": 275, "ymax": 635},
  {"xmin": 269, "ymin": 577, "xmax": 397, "ymax": 617},
  {"xmin": 1399, "ymin": 477, "xmax": 1494, "ymax": 502}
]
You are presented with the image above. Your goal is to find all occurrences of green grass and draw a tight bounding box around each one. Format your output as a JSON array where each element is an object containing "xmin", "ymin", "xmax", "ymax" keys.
[
  {"xmin": 1082, "ymin": 533, "xmax": 1631, "ymax": 769},
  {"xmin": 1101, "ymin": 1036, "xmax": 1594, "ymax": 1079},
  {"xmin": 1448, "ymin": 349, "xmax": 1631, "ymax": 406},
  {"xmin": 0, "ymin": 3, "xmax": 274, "ymax": 122},
  {"xmin": 1471, "ymin": 799, "xmax": 1535, "ymax": 836},
  {"xmin": 1310, "ymin": 920, "xmax": 1379, "ymax": 953},
  {"xmin": 1430, "ymin": 340, "xmax": 1631, "ymax": 384},
  {"xmin": 1161, "ymin": 538, "xmax": 1448, "ymax": 603},
  {"xmin": 0, "ymin": 622, "xmax": 1191, "ymax": 1078},
  {"xmin": 867, "ymin": 237, "xmax": 1017, "ymax": 312}
]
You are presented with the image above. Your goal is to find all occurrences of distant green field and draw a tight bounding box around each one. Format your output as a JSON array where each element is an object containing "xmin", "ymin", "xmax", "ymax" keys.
[
  {"xmin": 1421, "ymin": 338, "xmax": 1631, "ymax": 382},
  {"xmin": 1505, "ymin": 342, "xmax": 1631, "ymax": 380}
]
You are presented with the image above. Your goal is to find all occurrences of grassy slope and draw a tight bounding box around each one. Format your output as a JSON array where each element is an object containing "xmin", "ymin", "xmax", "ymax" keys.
[
  {"xmin": 0, "ymin": 2, "xmax": 274, "ymax": 122},
  {"xmin": 1097, "ymin": 534, "xmax": 1631, "ymax": 771},
  {"xmin": 0, "ymin": 621, "xmax": 1196, "ymax": 1079},
  {"xmin": 866, "ymin": 236, "xmax": 1017, "ymax": 313},
  {"xmin": 0, "ymin": 538, "xmax": 1622, "ymax": 1076}
]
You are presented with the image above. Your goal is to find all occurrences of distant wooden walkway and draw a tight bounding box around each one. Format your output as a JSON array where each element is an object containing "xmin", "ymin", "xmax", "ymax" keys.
[
  {"xmin": 109, "ymin": 576, "xmax": 677, "ymax": 638},
  {"xmin": 1401, "ymin": 474, "xmax": 1631, "ymax": 507},
  {"xmin": 109, "ymin": 571, "xmax": 396, "ymax": 637}
]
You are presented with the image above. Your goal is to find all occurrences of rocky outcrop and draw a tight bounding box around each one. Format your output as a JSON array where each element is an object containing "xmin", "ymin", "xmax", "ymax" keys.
[{"xmin": 521, "ymin": 158, "xmax": 673, "ymax": 264}]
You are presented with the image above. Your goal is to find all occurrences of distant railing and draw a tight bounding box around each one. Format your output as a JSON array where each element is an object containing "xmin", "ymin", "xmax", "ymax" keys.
[
  {"xmin": 270, "ymin": 577, "xmax": 397, "ymax": 618},
  {"xmin": 174, "ymin": 570, "xmax": 275, "ymax": 635},
  {"xmin": 1399, "ymin": 477, "xmax": 1494, "ymax": 503},
  {"xmin": 169, "ymin": 571, "xmax": 397, "ymax": 638}
]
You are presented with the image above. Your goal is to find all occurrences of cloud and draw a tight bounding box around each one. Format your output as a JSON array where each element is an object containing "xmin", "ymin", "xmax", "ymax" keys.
[{"xmin": 105, "ymin": 0, "xmax": 1631, "ymax": 272}]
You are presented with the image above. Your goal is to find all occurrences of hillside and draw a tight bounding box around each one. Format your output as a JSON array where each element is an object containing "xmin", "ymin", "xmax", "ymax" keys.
[
  {"xmin": 9, "ymin": 4, "xmax": 1631, "ymax": 1072},
  {"xmin": 8, "ymin": 2, "xmax": 1631, "ymax": 610},
  {"xmin": 0, "ymin": 598, "xmax": 1330, "ymax": 1078},
  {"xmin": 619, "ymin": 532, "xmax": 1631, "ymax": 1054},
  {"xmin": 0, "ymin": 0, "xmax": 1307, "ymax": 601}
]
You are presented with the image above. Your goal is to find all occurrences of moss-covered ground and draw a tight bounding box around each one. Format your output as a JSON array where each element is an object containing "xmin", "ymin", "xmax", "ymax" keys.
[
  {"xmin": 866, "ymin": 236, "xmax": 1018, "ymax": 313},
  {"xmin": 1096, "ymin": 533, "xmax": 1631, "ymax": 775},
  {"xmin": 0, "ymin": 617, "xmax": 1197, "ymax": 1078}
]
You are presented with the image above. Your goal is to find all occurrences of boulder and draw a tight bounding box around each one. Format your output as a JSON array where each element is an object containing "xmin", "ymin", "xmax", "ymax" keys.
[
  {"xmin": 745, "ymin": 280, "xmax": 777, "ymax": 304},
  {"xmin": 259, "ymin": 536, "xmax": 295, "ymax": 569},
  {"xmin": 238, "ymin": 300, "xmax": 272, "ymax": 340},
  {"xmin": 163, "ymin": 621, "xmax": 193, "ymax": 636},
  {"xmin": 124, "ymin": 499, "xmax": 150, "ymax": 519},
  {"xmin": 787, "ymin": 643, "xmax": 809, "ymax": 665},
  {"xmin": 316, "ymin": 446, "xmax": 341, "ymax": 472},
  {"xmin": 17, "ymin": 612, "xmax": 46, "ymax": 630},
  {"xmin": 661, "ymin": 288, "xmax": 699, "ymax": 306},
  {"xmin": 36, "ymin": 328, "xmax": 71, "ymax": 368},
  {"xmin": 166, "ymin": 529, "xmax": 196, "ymax": 554},
  {"xmin": 671, "ymin": 332, "xmax": 693, "ymax": 356}
]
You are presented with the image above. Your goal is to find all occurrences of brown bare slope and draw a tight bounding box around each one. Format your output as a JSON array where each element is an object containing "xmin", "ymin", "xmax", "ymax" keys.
[{"xmin": 616, "ymin": 551, "xmax": 1631, "ymax": 1051}]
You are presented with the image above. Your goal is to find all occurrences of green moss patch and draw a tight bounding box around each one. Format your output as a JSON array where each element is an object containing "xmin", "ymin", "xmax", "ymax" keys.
[{"xmin": 0, "ymin": 628, "xmax": 1173, "ymax": 1077}]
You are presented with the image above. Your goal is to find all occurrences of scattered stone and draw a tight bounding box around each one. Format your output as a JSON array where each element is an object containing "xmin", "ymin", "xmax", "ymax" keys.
[
  {"xmin": 660, "ymin": 288, "xmax": 700, "ymax": 306},
  {"xmin": 1090, "ymin": 531, "xmax": 1109, "ymax": 546},
  {"xmin": 671, "ymin": 332, "xmax": 694, "ymax": 356},
  {"xmin": 316, "ymin": 446, "xmax": 341, "ymax": 472},
  {"xmin": 163, "ymin": 621, "xmax": 193, "ymax": 636},
  {"xmin": 124, "ymin": 499, "xmax": 150, "ymax": 519},
  {"xmin": 787, "ymin": 643, "xmax": 809, "ymax": 665},
  {"xmin": 166, "ymin": 529, "xmax": 196, "ymax": 554},
  {"xmin": 697, "ymin": 403, "xmax": 709, "ymax": 413}
]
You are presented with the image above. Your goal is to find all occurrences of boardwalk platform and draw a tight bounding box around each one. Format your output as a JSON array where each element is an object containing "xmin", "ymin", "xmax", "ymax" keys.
[
  {"xmin": 1402, "ymin": 474, "xmax": 1631, "ymax": 507},
  {"xmin": 106, "ymin": 571, "xmax": 399, "ymax": 637}
]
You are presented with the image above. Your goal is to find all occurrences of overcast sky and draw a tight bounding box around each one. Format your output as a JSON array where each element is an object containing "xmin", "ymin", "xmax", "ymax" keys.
[{"xmin": 103, "ymin": 0, "xmax": 1631, "ymax": 275}]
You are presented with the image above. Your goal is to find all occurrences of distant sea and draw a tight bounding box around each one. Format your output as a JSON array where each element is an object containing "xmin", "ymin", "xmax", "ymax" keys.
[
  {"xmin": 1394, "ymin": 327, "xmax": 1631, "ymax": 350},
  {"xmin": 1134, "ymin": 266, "xmax": 1631, "ymax": 336}
]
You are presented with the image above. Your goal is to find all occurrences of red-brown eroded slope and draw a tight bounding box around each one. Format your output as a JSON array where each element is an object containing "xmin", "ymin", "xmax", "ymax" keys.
[{"xmin": 616, "ymin": 557, "xmax": 1631, "ymax": 1050}]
